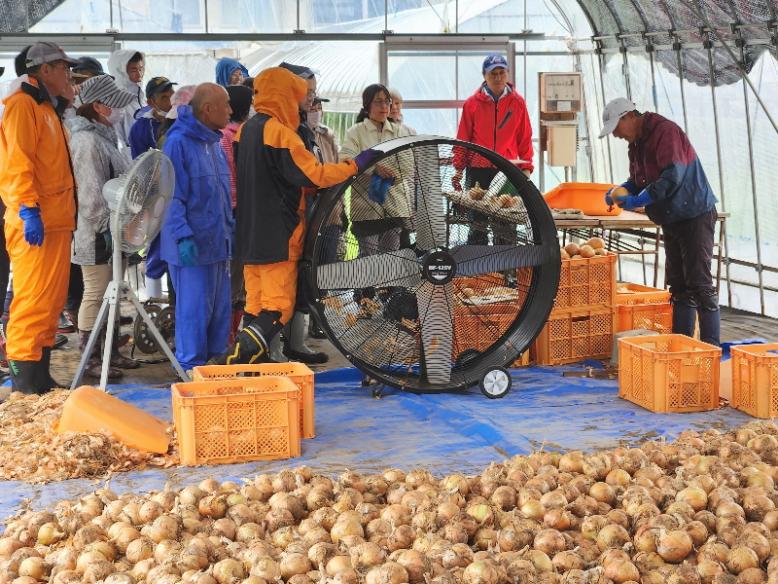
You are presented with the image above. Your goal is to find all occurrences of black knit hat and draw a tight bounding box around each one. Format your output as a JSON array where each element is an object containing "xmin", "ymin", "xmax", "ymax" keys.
[
  {"xmin": 226, "ymin": 84, "xmax": 253, "ymax": 122},
  {"xmin": 15, "ymin": 46, "xmax": 31, "ymax": 76}
]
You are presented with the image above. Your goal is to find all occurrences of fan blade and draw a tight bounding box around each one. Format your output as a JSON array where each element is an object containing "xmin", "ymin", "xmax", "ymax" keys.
[
  {"xmin": 452, "ymin": 244, "xmax": 556, "ymax": 276},
  {"xmin": 416, "ymin": 281, "xmax": 454, "ymax": 385},
  {"xmin": 316, "ymin": 248, "xmax": 421, "ymax": 290},
  {"xmin": 413, "ymin": 146, "xmax": 446, "ymax": 251}
]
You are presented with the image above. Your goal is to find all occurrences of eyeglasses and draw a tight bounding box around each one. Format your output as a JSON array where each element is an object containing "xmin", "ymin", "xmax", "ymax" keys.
[{"xmin": 372, "ymin": 98, "xmax": 393, "ymax": 107}]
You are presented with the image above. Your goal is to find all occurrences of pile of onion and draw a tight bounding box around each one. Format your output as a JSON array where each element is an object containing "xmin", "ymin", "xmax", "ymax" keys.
[{"xmin": 0, "ymin": 421, "xmax": 776, "ymax": 584}]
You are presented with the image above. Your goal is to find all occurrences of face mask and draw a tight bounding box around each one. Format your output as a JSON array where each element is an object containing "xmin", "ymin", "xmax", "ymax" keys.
[
  {"xmin": 107, "ymin": 108, "xmax": 125, "ymax": 127},
  {"xmin": 307, "ymin": 110, "xmax": 322, "ymax": 129}
]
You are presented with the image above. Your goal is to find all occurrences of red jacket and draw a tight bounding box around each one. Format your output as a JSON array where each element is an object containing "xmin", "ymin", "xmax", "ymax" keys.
[{"xmin": 454, "ymin": 83, "xmax": 534, "ymax": 173}]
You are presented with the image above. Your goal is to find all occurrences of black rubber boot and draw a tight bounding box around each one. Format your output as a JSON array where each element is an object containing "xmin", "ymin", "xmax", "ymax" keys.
[
  {"xmin": 41, "ymin": 347, "xmax": 67, "ymax": 389},
  {"xmin": 209, "ymin": 311, "xmax": 282, "ymax": 365},
  {"xmin": 9, "ymin": 359, "xmax": 50, "ymax": 395},
  {"xmin": 308, "ymin": 313, "xmax": 326, "ymax": 339},
  {"xmin": 284, "ymin": 312, "xmax": 328, "ymax": 364},
  {"xmin": 697, "ymin": 292, "xmax": 721, "ymax": 347},
  {"xmin": 671, "ymin": 299, "xmax": 697, "ymax": 337}
]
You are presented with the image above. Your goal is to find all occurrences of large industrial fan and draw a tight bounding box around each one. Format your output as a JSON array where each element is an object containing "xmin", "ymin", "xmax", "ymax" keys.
[
  {"xmin": 304, "ymin": 137, "xmax": 560, "ymax": 398},
  {"xmin": 71, "ymin": 149, "xmax": 189, "ymax": 389}
]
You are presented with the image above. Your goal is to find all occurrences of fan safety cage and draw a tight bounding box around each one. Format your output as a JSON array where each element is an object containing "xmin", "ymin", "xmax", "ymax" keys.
[
  {"xmin": 304, "ymin": 136, "xmax": 560, "ymax": 393},
  {"xmin": 112, "ymin": 149, "xmax": 176, "ymax": 254}
]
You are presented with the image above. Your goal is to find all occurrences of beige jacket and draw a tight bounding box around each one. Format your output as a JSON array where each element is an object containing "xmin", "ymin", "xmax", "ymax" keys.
[{"xmin": 339, "ymin": 118, "xmax": 415, "ymax": 221}]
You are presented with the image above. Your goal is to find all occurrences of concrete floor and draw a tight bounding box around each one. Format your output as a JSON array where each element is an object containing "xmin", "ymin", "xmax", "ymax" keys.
[{"xmin": 1, "ymin": 304, "xmax": 775, "ymax": 397}]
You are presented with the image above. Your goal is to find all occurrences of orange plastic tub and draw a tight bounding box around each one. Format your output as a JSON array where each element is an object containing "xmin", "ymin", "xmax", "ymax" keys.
[
  {"xmin": 56, "ymin": 386, "xmax": 170, "ymax": 454},
  {"xmin": 731, "ymin": 343, "xmax": 778, "ymax": 418},
  {"xmin": 172, "ymin": 377, "xmax": 301, "ymax": 466},
  {"xmin": 544, "ymin": 182, "xmax": 623, "ymax": 216},
  {"xmin": 191, "ymin": 363, "xmax": 315, "ymax": 439},
  {"xmin": 618, "ymin": 334, "xmax": 721, "ymax": 413}
]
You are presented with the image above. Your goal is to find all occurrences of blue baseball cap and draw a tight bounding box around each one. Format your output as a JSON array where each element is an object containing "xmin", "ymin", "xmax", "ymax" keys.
[{"xmin": 483, "ymin": 54, "xmax": 509, "ymax": 73}]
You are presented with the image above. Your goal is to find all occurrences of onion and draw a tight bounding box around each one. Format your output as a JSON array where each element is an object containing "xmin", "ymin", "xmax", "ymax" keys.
[
  {"xmin": 676, "ymin": 486, "xmax": 708, "ymax": 511},
  {"xmin": 251, "ymin": 558, "xmax": 281, "ymax": 581},
  {"xmin": 394, "ymin": 549, "xmax": 431, "ymax": 584},
  {"xmin": 442, "ymin": 474, "xmax": 470, "ymax": 496},
  {"xmin": 36, "ymin": 522, "xmax": 65, "ymax": 546},
  {"xmin": 82, "ymin": 559, "xmax": 114, "ymax": 582},
  {"xmin": 462, "ymin": 561, "xmax": 499, "ymax": 584},
  {"xmin": 552, "ymin": 551, "xmax": 584, "ymax": 572},
  {"xmin": 148, "ymin": 515, "xmax": 180, "ymax": 543},
  {"xmin": 737, "ymin": 568, "xmax": 766, "ymax": 584},
  {"xmin": 727, "ymin": 547, "xmax": 760, "ymax": 574},
  {"xmin": 491, "ymin": 486, "xmax": 517, "ymax": 511},
  {"xmin": 350, "ymin": 542, "xmax": 385, "ymax": 571},
  {"xmin": 386, "ymin": 524, "xmax": 415, "ymax": 552},
  {"xmin": 0, "ymin": 538, "xmax": 24, "ymax": 559},
  {"xmin": 589, "ymin": 483, "xmax": 615, "ymax": 504},
  {"xmin": 534, "ymin": 529, "xmax": 566, "ymax": 556},
  {"xmin": 605, "ymin": 469, "xmax": 631, "ymax": 487},
  {"xmin": 330, "ymin": 519, "xmax": 363, "ymax": 544},
  {"xmin": 696, "ymin": 559, "xmax": 724, "ymax": 583},
  {"xmin": 198, "ymin": 495, "xmax": 228, "ymax": 519},
  {"xmin": 466, "ymin": 503, "xmax": 495, "ymax": 526},
  {"xmin": 525, "ymin": 550, "xmax": 553, "ymax": 573},
  {"xmin": 366, "ymin": 562, "xmax": 409, "ymax": 584},
  {"xmin": 125, "ymin": 537, "xmax": 154, "ymax": 564},
  {"xmin": 280, "ymin": 553, "xmax": 312, "ymax": 579},
  {"xmin": 326, "ymin": 556, "xmax": 353, "ymax": 576},
  {"xmin": 657, "ymin": 530, "xmax": 693, "ymax": 563},
  {"xmin": 18, "ymin": 557, "xmax": 47, "ymax": 580},
  {"xmin": 603, "ymin": 560, "xmax": 639, "ymax": 583},
  {"xmin": 212, "ymin": 558, "xmax": 245, "ymax": 584},
  {"xmin": 520, "ymin": 500, "xmax": 545, "ymax": 521},
  {"xmin": 544, "ymin": 509, "xmax": 572, "ymax": 531},
  {"xmin": 113, "ymin": 526, "xmax": 141, "ymax": 553},
  {"xmin": 685, "ymin": 520, "xmax": 709, "ymax": 547},
  {"xmin": 236, "ymin": 523, "xmax": 264, "ymax": 543},
  {"xmin": 596, "ymin": 524, "xmax": 630, "ymax": 551},
  {"xmin": 558, "ymin": 453, "xmax": 584, "ymax": 473}
]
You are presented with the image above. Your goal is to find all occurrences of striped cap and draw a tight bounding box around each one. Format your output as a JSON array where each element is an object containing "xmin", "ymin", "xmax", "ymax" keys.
[{"xmin": 78, "ymin": 74, "xmax": 136, "ymax": 109}]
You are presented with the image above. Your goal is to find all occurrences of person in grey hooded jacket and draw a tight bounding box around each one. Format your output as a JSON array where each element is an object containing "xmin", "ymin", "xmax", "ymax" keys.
[
  {"xmin": 107, "ymin": 49, "xmax": 145, "ymax": 148},
  {"xmin": 67, "ymin": 74, "xmax": 140, "ymax": 379}
]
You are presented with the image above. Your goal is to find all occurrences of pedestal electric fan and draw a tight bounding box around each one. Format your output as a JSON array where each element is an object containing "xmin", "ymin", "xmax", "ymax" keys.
[
  {"xmin": 71, "ymin": 149, "xmax": 189, "ymax": 389},
  {"xmin": 303, "ymin": 136, "xmax": 560, "ymax": 398}
]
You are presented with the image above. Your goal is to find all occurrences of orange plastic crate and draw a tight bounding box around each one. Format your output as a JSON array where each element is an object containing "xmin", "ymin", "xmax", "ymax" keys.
[
  {"xmin": 554, "ymin": 253, "xmax": 617, "ymax": 312},
  {"xmin": 616, "ymin": 302, "xmax": 672, "ymax": 334},
  {"xmin": 618, "ymin": 334, "xmax": 721, "ymax": 413},
  {"xmin": 192, "ymin": 363, "xmax": 315, "ymax": 439},
  {"xmin": 454, "ymin": 302, "xmax": 517, "ymax": 354},
  {"xmin": 532, "ymin": 306, "xmax": 615, "ymax": 365},
  {"xmin": 731, "ymin": 343, "xmax": 778, "ymax": 418},
  {"xmin": 173, "ymin": 377, "xmax": 301, "ymax": 466},
  {"xmin": 615, "ymin": 282, "xmax": 671, "ymax": 305}
]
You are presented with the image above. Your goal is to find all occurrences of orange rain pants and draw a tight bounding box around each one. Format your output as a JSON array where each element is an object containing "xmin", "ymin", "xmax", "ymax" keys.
[
  {"xmin": 5, "ymin": 227, "xmax": 71, "ymax": 361},
  {"xmin": 243, "ymin": 206, "xmax": 305, "ymax": 325}
]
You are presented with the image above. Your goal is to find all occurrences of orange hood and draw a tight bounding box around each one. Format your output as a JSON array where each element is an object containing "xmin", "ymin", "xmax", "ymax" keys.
[{"xmin": 253, "ymin": 67, "xmax": 306, "ymax": 131}]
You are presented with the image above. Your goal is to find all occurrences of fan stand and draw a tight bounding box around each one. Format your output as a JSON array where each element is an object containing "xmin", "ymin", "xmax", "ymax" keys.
[{"xmin": 71, "ymin": 241, "xmax": 189, "ymax": 390}]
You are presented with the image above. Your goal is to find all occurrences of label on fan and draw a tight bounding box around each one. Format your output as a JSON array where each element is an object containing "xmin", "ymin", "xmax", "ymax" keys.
[{"xmin": 423, "ymin": 250, "xmax": 456, "ymax": 285}]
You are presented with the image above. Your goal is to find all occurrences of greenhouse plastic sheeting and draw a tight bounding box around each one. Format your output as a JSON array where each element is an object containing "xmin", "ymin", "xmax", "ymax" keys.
[{"xmin": 0, "ymin": 365, "xmax": 754, "ymax": 521}]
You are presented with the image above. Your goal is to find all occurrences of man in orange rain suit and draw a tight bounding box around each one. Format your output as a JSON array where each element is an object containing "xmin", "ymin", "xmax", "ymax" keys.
[
  {"xmin": 0, "ymin": 42, "xmax": 78, "ymax": 393},
  {"xmin": 210, "ymin": 67, "xmax": 378, "ymax": 364}
]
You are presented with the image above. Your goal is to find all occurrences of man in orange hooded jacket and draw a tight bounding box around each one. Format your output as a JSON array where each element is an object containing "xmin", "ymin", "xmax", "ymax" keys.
[
  {"xmin": 210, "ymin": 67, "xmax": 377, "ymax": 365},
  {"xmin": 0, "ymin": 43, "xmax": 78, "ymax": 393}
]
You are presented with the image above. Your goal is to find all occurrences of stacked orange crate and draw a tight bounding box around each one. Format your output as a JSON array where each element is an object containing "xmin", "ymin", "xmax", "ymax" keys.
[
  {"xmin": 615, "ymin": 283, "xmax": 672, "ymax": 334},
  {"xmin": 531, "ymin": 250, "xmax": 618, "ymax": 365}
]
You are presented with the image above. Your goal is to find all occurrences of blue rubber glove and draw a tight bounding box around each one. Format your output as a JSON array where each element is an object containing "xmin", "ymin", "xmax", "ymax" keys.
[
  {"xmin": 615, "ymin": 189, "xmax": 652, "ymax": 211},
  {"xmin": 19, "ymin": 205, "xmax": 44, "ymax": 246},
  {"xmin": 604, "ymin": 187, "xmax": 615, "ymax": 207},
  {"xmin": 353, "ymin": 148, "xmax": 379, "ymax": 173},
  {"xmin": 368, "ymin": 174, "xmax": 395, "ymax": 204},
  {"xmin": 178, "ymin": 237, "xmax": 199, "ymax": 267}
]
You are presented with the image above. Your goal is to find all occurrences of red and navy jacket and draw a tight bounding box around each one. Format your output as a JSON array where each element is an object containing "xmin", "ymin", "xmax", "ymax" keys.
[
  {"xmin": 454, "ymin": 83, "xmax": 534, "ymax": 173},
  {"xmin": 626, "ymin": 112, "xmax": 716, "ymax": 225}
]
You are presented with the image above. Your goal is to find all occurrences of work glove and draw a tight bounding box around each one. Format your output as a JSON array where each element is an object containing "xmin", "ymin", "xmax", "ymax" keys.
[
  {"xmin": 353, "ymin": 148, "xmax": 380, "ymax": 173},
  {"xmin": 452, "ymin": 169, "xmax": 463, "ymax": 191},
  {"xmin": 19, "ymin": 205, "xmax": 44, "ymax": 246},
  {"xmin": 604, "ymin": 187, "xmax": 616, "ymax": 207},
  {"xmin": 368, "ymin": 174, "xmax": 395, "ymax": 205},
  {"xmin": 178, "ymin": 237, "xmax": 199, "ymax": 267},
  {"xmin": 615, "ymin": 189, "xmax": 652, "ymax": 211}
]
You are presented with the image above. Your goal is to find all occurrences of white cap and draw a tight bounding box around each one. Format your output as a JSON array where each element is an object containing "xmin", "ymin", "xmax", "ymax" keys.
[{"xmin": 598, "ymin": 97, "xmax": 635, "ymax": 138}]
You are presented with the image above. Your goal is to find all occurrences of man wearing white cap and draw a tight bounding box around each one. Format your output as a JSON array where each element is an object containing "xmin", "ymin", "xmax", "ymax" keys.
[
  {"xmin": 0, "ymin": 42, "xmax": 79, "ymax": 393},
  {"xmin": 599, "ymin": 98, "xmax": 720, "ymax": 346}
]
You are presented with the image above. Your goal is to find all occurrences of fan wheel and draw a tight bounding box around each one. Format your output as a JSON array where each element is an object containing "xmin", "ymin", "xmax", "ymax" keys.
[
  {"xmin": 133, "ymin": 304, "xmax": 161, "ymax": 354},
  {"xmin": 305, "ymin": 136, "xmax": 560, "ymax": 394},
  {"xmin": 480, "ymin": 367, "xmax": 512, "ymax": 399},
  {"xmin": 155, "ymin": 306, "xmax": 176, "ymax": 351}
]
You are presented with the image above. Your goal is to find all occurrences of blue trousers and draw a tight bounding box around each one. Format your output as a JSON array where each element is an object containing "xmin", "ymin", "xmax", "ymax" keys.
[{"xmin": 169, "ymin": 261, "xmax": 231, "ymax": 371}]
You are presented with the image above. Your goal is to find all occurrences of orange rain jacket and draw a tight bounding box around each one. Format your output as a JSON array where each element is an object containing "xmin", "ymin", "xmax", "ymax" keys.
[
  {"xmin": 234, "ymin": 67, "xmax": 357, "ymax": 265},
  {"xmin": 0, "ymin": 77, "xmax": 76, "ymax": 233}
]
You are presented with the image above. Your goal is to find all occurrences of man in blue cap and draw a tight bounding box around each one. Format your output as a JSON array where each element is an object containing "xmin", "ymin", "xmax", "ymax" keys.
[
  {"xmin": 129, "ymin": 76, "xmax": 178, "ymax": 158},
  {"xmin": 453, "ymin": 53, "xmax": 534, "ymax": 247}
]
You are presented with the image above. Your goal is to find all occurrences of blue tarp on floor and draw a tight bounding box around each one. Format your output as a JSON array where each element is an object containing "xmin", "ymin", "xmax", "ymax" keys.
[{"xmin": 0, "ymin": 365, "xmax": 754, "ymax": 521}]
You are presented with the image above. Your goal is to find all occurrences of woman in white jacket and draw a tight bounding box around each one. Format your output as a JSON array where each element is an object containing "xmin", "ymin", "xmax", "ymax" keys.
[
  {"xmin": 67, "ymin": 75, "xmax": 140, "ymax": 379},
  {"xmin": 340, "ymin": 84, "xmax": 415, "ymax": 259}
]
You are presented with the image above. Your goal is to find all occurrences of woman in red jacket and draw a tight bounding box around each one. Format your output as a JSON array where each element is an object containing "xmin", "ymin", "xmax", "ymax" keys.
[{"xmin": 453, "ymin": 54, "xmax": 534, "ymax": 246}]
